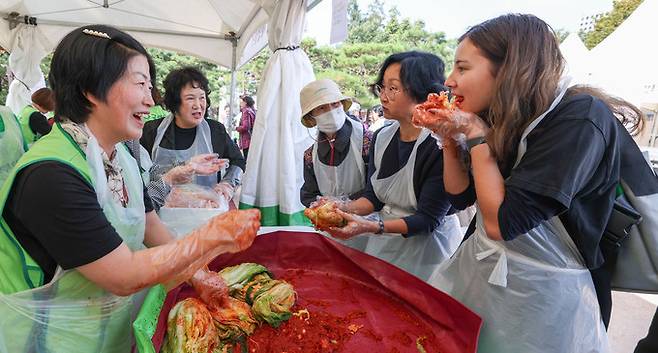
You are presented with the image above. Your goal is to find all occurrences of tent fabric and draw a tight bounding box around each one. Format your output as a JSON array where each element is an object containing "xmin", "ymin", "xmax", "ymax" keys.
[
  {"xmin": 0, "ymin": 0, "xmax": 283, "ymax": 115},
  {"xmin": 559, "ymin": 32, "xmax": 590, "ymax": 85},
  {"xmin": 239, "ymin": 0, "xmax": 315, "ymax": 225},
  {"xmin": 0, "ymin": 0, "xmax": 272, "ymax": 69},
  {"xmin": 4, "ymin": 25, "xmax": 48, "ymax": 115},
  {"xmin": 588, "ymin": 0, "xmax": 658, "ymax": 107}
]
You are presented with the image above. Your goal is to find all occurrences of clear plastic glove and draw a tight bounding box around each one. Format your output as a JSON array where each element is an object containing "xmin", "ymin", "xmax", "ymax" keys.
[
  {"xmin": 325, "ymin": 209, "xmax": 377, "ymax": 240},
  {"xmin": 162, "ymin": 154, "xmax": 225, "ymax": 186},
  {"xmin": 424, "ymin": 109, "xmax": 489, "ymax": 147},
  {"xmin": 144, "ymin": 209, "xmax": 261, "ymax": 290},
  {"xmin": 189, "ymin": 268, "xmax": 229, "ymax": 310},
  {"xmin": 188, "ymin": 153, "xmax": 226, "ymax": 175},
  {"xmin": 213, "ymin": 181, "xmax": 235, "ymax": 202},
  {"xmin": 164, "ymin": 184, "xmax": 224, "ymax": 209}
]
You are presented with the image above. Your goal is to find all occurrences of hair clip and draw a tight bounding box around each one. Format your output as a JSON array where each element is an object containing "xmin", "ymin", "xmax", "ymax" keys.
[{"xmin": 82, "ymin": 29, "xmax": 111, "ymax": 39}]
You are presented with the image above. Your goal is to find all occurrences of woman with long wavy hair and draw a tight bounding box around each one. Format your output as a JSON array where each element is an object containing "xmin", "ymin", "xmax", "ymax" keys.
[{"xmin": 427, "ymin": 14, "xmax": 644, "ymax": 353}]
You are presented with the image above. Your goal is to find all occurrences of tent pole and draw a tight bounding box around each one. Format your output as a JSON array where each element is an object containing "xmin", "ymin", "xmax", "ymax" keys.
[{"xmin": 228, "ymin": 37, "xmax": 238, "ymax": 136}]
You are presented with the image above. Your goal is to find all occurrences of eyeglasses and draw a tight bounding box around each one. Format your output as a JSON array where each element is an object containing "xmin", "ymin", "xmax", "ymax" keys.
[{"xmin": 373, "ymin": 84, "xmax": 402, "ymax": 100}]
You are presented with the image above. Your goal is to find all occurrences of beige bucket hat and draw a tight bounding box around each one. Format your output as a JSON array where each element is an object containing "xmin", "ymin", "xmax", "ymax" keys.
[{"xmin": 300, "ymin": 79, "xmax": 352, "ymax": 128}]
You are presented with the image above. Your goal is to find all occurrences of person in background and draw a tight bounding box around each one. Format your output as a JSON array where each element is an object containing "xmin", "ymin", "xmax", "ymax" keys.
[
  {"xmin": 236, "ymin": 95, "xmax": 256, "ymax": 160},
  {"xmin": 19, "ymin": 87, "xmax": 55, "ymax": 146},
  {"xmin": 427, "ymin": 14, "xmax": 644, "ymax": 353},
  {"xmin": 325, "ymin": 51, "xmax": 462, "ymax": 280},
  {"xmin": 299, "ymin": 79, "xmax": 372, "ymax": 209},
  {"xmin": 0, "ymin": 105, "xmax": 26, "ymax": 186},
  {"xmin": 141, "ymin": 67, "xmax": 245, "ymax": 204}
]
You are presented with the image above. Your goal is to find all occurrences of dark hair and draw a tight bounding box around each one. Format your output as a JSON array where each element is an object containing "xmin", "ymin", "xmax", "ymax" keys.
[
  {"xmin": 372, "ymin": 51, "xmax": 446, "ymax": 103},
  {"xmin": 241, "ymin": 95, "xmax": 255, "ymax": 108},
  {"xmin": 49, "ymin": 25, "xmax": 155, "ymax": 123},
  {"xmin": 31, "ymin": 87, "xmax": 55, "ymax": 112},
  {"xmin": 163, "ymin": 67, "xmax": 211, "ymax": 116},
  {"xmin": 462, "ymin": 14, "xmax": 643, "ymax": 167}
]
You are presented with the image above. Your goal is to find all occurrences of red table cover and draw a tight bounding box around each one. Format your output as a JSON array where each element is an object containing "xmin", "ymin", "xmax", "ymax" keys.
[{"xmin": 151, "ymin": 231, "xmax": 481, "ymax": 352}]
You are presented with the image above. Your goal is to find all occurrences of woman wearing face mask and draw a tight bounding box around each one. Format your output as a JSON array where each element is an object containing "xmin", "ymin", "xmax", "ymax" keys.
[
  {"xmin": 324, "ymin": 52, "xmax": 462, "ymax": 281},
  {"xmin": 141, "ymin": 67, "xmax": 245, "ymax": 206},
  {"xmin": 299, "ymin": 79, "xmax": 372, "ymax": 209},
  {"xmin": 427, "ymin": 14, "xmax": 646, "ymax": 353}
]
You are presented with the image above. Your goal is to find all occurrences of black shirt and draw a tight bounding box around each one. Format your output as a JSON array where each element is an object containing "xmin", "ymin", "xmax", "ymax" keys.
[
  {"xmin": 3, "ymin": 161, "xmax": 154, "ymax": 284},
  {"xmin": 363, "ymin": 125, "xmax": 455, "ymax": 237},
  {"xmin": 449, "ymin": 93, "xmax": 621, "ymax": 269},
  {"xmin": 28, "ymin": 111, "xmax": 52, "ymax": 136},
  {"xmin": 140, "ymin": 118, "xmax": 246, "ymax": 180}
]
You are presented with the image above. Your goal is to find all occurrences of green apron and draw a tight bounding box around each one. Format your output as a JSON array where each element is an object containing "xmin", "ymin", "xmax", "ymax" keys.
[
  {"xmin": 18, "ymin": 105, "xmax": 39, "ymax": 145},
  {"xmin": 0, "ymin": 106, "xmax": 26, "ymax": 188},
  {"xmin": 0, "ymin": 123, "xmax": 146, "ymax": 353}
]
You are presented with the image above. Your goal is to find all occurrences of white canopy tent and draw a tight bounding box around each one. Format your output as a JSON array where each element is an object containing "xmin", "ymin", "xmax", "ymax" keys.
[
  {"xmin": 0, "ymin": 0, "xmax": 324, "ymax": 225},
  {"xmin": 588, "ymin": 0, "xmax": 658, "ymax": 109},
  {"xmin": 559, "ymin": 32, "xmax": 591, "ymax": 85},
  {"xmin": 0, "ymin": 0, "xmax": 322, "ymax": 119},
  {"xmin": 586, "ymin": 0, "xmax": 658, "ymax": 147}
]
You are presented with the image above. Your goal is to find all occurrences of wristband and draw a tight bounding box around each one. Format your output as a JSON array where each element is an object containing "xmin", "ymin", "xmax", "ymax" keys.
[
  {"xmin": 375, "ymin": 219, "xmax": 385, "ymax": 234},
  {"xmin": 466, "ymin": 136, "xmax": 486, "ymax": 153}
]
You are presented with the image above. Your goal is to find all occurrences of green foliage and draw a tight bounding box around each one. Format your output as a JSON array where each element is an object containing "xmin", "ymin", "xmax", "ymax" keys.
[
  {"xmin": 308, "ymin": 0, "xmax": 456, "ymax": 108},
  {"xmin": 582, "ymin": 0, "xmax": 643, "ymax": 49},
  {"xmin": 0, "ymin": 49, "xmax": 8, "ymax": 105}
]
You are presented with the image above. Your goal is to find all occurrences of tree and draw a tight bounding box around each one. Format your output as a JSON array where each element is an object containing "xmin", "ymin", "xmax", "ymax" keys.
[
  {"xmin": 310, "ymin": 0, "xmax": 455, "ymax": 108},
  {"xmin": 582, "ymin": 0, "xmax": 643, "ymax": 49}
]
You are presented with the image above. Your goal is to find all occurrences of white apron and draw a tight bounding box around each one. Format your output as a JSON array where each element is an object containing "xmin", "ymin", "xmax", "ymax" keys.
[
  {"xmin": 429, "ymin": 77, "xmax": 610, "ymax": 353},
  {"xmin": 363, "ymin": 121, "xmax": 461, "ymax": 281},
  {"xmin": 314, "ymin": 118, "xmax": 368, "ymax": 251},
  {"xmin": 151, "ymin": 115, "xmax": 219, "ymax": 188},
  {"xmin": 0, "ymin": 128, "xmax": 146, "ymax": 353}
]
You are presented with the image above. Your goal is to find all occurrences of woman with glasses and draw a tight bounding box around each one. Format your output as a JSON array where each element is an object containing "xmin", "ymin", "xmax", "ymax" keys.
[{"xmin": 325, "ymin": 51, "xmax": 462, "ymax": 281}]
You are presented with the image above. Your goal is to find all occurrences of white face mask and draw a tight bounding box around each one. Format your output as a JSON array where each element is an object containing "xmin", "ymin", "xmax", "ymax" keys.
[{"xmin": 314, "ymin": 107, "xmax": 345, "ymax": 134}]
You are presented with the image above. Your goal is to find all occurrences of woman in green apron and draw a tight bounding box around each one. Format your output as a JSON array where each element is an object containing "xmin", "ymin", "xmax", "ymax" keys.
[
  {"xmin": 0, "ymin": 106, "xmax": 26, "ymax": 187},
  {"xmin": 426, "ymin": 14, "xmax": 643, "ymax": 353},
  {"xmin": 0, "ymin": 25, "xmax": 260, "ymax": 353}
]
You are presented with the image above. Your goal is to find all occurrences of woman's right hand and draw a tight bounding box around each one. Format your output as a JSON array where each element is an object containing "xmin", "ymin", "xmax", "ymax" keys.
[{"xmin": 199, "ymin": 209, "xmax": 261, "ymax": 253}]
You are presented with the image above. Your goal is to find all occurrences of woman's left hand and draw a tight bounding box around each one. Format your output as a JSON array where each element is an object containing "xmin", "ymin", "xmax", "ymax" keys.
[{"xmin": 325, "ymin": 209, "xmax": 378, "ymax": 240}]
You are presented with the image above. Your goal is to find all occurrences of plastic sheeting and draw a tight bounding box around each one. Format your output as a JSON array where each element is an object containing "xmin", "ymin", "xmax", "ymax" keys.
[
  {"xmin": 146, "ymin": 231, "xmax": 482, "ymax": 353},
  {"xmin": 0, "ymin": 0, "xmax": 273, "ymax": 70},
  {"xmin": 239, "ymin": 0, "xmax": 316, "ymax": 225},
  {"xmin": 4, "ymin": 25, "xmax": 48, "ymax": 115}
]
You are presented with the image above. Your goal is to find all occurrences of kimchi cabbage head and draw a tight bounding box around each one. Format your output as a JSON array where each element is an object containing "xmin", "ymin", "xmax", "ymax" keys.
[
  {"xmin": 248, "ymin": 280, "xmax": 297, "ymax": 327},
  {"xmin": 162, "ymin": 298, "xmax": 219, "ymax": 353},
  {"xmin": 211, "ymin": 297, "xmax": 258, "ymax": 342}
]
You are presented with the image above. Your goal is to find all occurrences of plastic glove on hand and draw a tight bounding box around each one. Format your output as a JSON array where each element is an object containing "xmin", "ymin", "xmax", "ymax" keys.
[
  {"xmin": 197, "ymin": 209, "xmax": 260, "ymax": 253},
  {"xmin": 190, "ymin": 268, "xmax": 229, "ymax": 310},
  {"xmin": 162, "ymin": 164, "xmax": 194, "ymax": 186},
  {"xmin": 189, "ymin": 153, "xmax": 225, "ymax": 175},
  {"xmin": 213, "ymin": 182, "xmax": 235, "ymax": 202},
  {"xmin": 325, "ymin": 209, "xmax": 376, "ymax": 240}
]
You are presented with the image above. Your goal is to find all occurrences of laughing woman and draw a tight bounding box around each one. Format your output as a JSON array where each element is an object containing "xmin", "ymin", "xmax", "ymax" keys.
[
  {"xmin": 140, "ymin": 67, "xmax": 245, "ymax": 206},
  {"xmin": 0, "ymin": 25, "xmax": 259, "ymax": 353}
]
